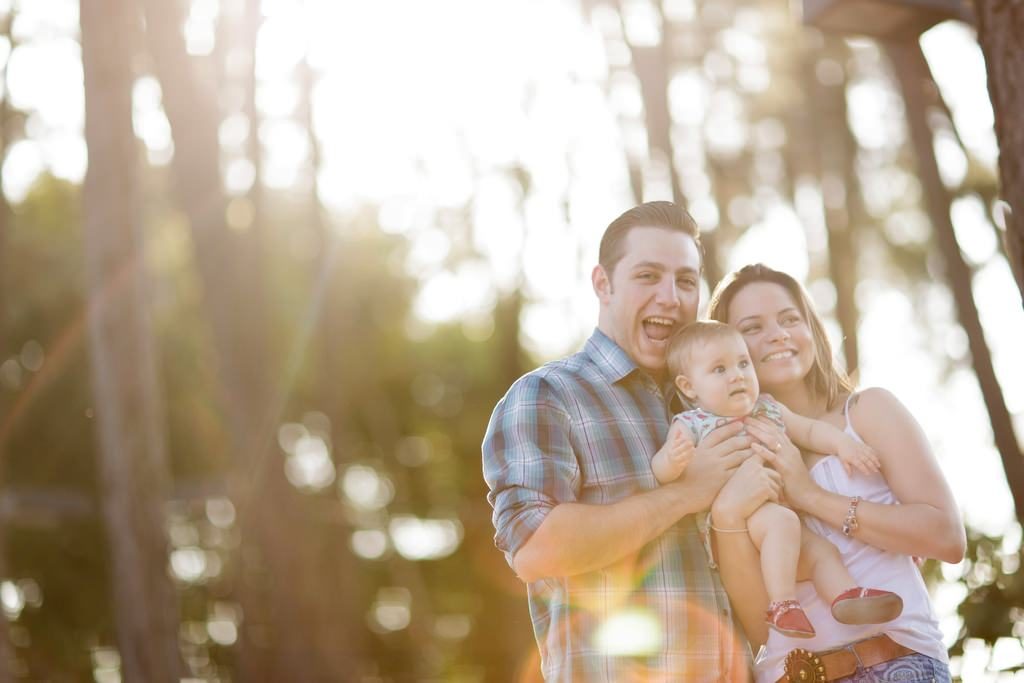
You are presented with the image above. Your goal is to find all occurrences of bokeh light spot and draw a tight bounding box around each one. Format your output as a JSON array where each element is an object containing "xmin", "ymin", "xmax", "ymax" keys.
[{"xmin": 594, "ymin": 609, "xmax": 663, "ymax": 656}]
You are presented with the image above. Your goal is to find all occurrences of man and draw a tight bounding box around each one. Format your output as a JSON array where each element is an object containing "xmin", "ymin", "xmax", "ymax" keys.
[{"xmin": 482, "ymin": 201, "xmax": 780, "ymax": 681}]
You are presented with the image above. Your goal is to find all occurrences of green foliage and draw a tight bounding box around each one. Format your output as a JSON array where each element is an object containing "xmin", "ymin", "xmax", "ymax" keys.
[{"xmin": 949, "ymin": 530, "xmax": 1024, "ymax": 674}]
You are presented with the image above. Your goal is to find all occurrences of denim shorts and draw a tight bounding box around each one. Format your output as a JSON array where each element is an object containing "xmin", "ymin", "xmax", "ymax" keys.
[{"xmin": 833, "ymin": 652, "xmax": 951, "ymax": 683}]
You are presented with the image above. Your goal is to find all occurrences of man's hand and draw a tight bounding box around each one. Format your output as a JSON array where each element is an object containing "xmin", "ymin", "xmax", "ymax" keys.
[
  {"xmin": 674, "ymin": 421, "xmax": 753, "ymax": 511},
  {"xmin": 711, "ymin": 455, "xmax": 783, "ymax": 528}
]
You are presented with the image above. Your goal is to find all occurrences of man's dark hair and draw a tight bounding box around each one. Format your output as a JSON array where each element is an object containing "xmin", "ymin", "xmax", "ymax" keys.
[{"xmin": 598, "ymin": 201, "xmax": 703, "ymax": 278}]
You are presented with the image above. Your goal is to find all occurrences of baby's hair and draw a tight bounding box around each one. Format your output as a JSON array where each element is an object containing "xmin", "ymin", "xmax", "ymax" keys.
[{"xmin": 667, "ymin": 320, "xmax": 744, "ymax": 379}]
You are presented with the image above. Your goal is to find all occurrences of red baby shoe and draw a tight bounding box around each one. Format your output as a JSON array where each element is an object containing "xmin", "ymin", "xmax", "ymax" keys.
[
  {"xmin": 766, "ymin": 599, "xmax": 816, "ymax": 638},
  {"xmin": 831, "ymin": 587, "xmax": 903, "ymax": 625}
]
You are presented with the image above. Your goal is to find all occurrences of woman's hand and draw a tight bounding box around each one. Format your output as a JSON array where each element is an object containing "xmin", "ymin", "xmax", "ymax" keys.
[{"xmin": 743, "ymin": 416, "xmax": 819, "ymax": 511}]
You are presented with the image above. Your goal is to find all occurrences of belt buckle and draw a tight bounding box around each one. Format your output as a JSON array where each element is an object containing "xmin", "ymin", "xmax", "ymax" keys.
[{"xmin": 783, "ymin": 648, "xmax": 827, "ymax": 682}]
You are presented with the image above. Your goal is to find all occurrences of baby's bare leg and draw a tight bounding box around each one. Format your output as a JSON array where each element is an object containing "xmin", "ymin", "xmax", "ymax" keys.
[
  {"xmin": 796, "ymin": 526, "xmax": 856, "ymax": 603},
  {"xmin": 748, "ymin": 502, "xmax": 801, "ymax": 604}
]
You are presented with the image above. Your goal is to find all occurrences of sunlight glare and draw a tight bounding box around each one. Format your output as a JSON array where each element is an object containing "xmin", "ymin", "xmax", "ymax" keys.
[
  {"xmin": 218, "ymin": 112, "xmax": 250, "ymax": 150},
  {"xmin": 91, "ymin": 647, "xmax": 121, "ymax": 683},
  {"xmin": 18, "ymin": 578, "xmax": 41, "ymax": 608},
  {"xmin": 284, "ymin": 435, "xmax": 336, "ymax": 491},
  {"xmin": 435, "ymin": 614, "xmax": 472, "ymax": 640},
  {"xmin": 370, "ymin": 587, "xmax": 411, "ymax": 633},
  {"xmin": 921, "ymin": 22, "xmax": 998, "ymax": 167},
  {"xmin": 256, "ymin": 80, "xmax": 299, "ymax": 119},
  {"xmin": 621, "ymin": 0, "xmax": 661, "ymax": 48},
  {"xmin": 0, "ymin": 581, "xmax": 23, "ymax": 619},
  {"xmin": 259, "ymin": 119, "xmax": 307, "ymax": 189},
  {"xmin": 19, "ymin": 340, "xmax": 43, "ymax": 371},
  {"xmin": 846, "ymin": 80, "xmax": 904, "ymax": 151},
  {"xmin": 933, "ymin": 128, "xmax": 967, "ymax": 188},
  {"xmin": 170, "ymin": 547, "xmax": 207, "ymax": 583},
  {"xmin": 351, "ymin": 529, "xmax": 388, "ymax": 560},
  {"xmin": 184, "ymin": 0, "xmax": 218, "ymax": 57},
  {"xmin": 0, "ymin": 358, "xmax": 21, "ymax": 390},
  {"xmin": 207, "ymin": 618, "xmax": 238, "ymax": 646},
  {"xmin": 255, "ymin": 11, "xmax": 306, "ymax": 80},
  {"xmin": 277, "ymin": 422, "xmax": 308, "ymax": 454},
  {"xmin": 594, "ymin": 609, "xmax": 663, "ymax": 656},
  {"xmin": 388, "ymin": 515, "xmax": 463, "ymax": 561},
  {"xmin": 341, "ymin": 465, "xmax": 394, "ymax": 511},
  {"xmin": 205, "ymin": 497, "xmax": 236, "ymax": 529},
  {"xmin": 8, "ymin": 38, "xmax": 82, "ymax": 128},
  {"xmin": 726, "ymin": 203, "xmax": 808, "ymax": 278},
  {"xmin": 704, "ymin": 90, "xmax": 747, "ymax": 159},
  {"xmin": 414, "ymin": 265, "xmax": 496, "ymax": 324},
  {"xmin": 950, "ymin": 195, "xmax": 997, "ymax": 265},
  {"xmin": 667, "ymin": 68, "xmax": 708, "ymax": 124},
  {"xmin": 974, "ymin": 261, "xmax": 1024, "ymax": 412},
  {"xmin": 2, "ymin": 139, "xmax": 44, "ymax": 203}
]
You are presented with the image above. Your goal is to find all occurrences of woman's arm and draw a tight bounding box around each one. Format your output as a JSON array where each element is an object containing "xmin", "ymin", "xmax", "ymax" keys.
[
  {"xmin": 709, "ymin": 456, "xmax": 783, "ymax": 649},
  {"xmin": 750, "ymin": 389, "xmax": 966, "ymax": 564}
]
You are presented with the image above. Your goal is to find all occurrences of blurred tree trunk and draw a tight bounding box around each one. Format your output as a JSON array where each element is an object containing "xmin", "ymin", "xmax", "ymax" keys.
[
  {"xmin": 297, "ymin": 46, "xmax": 370, "ymax": 677},
  {"xmin": 139, "ymin": 1, "xmax": 335, "ymax": 680},
  {"xmin": 812, "ymin": 39, "xmax": 863, "ymax": 375},
  {"xmin": 973, "ymin": 0, "xmax": 1024, "ymax": 308},
  {"xmin": 79, "ymin": 1, "xmax": 181, "ymax": 681},
  {"xmin": 0, "ymin": 9, "xmax": 15, "ymax": 681},
  {"xmin": 242, "ymin": 0, "xmax": 263, "ymax": 239},
  {"xmin": 616, "ymin": 4, "xmax": 722, "ymax": 285},
  {"xmin": 889, "ymin": 41, "xmax": 1024, "ymax": 525}
]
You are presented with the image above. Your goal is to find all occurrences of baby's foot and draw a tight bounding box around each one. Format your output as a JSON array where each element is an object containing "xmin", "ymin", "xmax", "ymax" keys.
[
  {"xmin": 766, "ymin": 599, "xmax": 815, "ymax": 638},
  {"xmin": 831, "ymin": 587, "xmax": 903, "ymax": 625}
]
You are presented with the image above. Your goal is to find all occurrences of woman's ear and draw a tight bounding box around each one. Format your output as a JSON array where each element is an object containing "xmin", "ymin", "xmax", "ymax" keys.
[
  {"xmin": 675, "ymin": 374, "xmax": 697, "ymax": 401},
  {"xmin": 592, "ymin": 265, "xmax": 612, "ymax": 303}
]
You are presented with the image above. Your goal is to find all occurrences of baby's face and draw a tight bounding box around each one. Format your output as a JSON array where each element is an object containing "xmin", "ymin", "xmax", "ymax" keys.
[{"xmin": 676, "ymin": 334, "xmax": 759, "ymax": 417}]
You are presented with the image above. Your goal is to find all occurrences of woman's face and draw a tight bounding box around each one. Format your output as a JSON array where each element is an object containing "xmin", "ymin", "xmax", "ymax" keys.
[{"xmin": 726, "ymin": 281, "xmax": 817, "ymax": 392}]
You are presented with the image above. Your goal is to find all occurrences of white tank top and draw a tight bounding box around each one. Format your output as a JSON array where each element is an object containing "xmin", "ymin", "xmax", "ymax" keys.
[{"xmin": 753, "ymin": 396, "xmax": 948, "ymax": 683}]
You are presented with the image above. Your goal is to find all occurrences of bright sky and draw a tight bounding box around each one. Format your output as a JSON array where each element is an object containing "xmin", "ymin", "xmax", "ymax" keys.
[{"xmin": 4, "ymin": 1, "xmax": 1024, "ymax": 671}]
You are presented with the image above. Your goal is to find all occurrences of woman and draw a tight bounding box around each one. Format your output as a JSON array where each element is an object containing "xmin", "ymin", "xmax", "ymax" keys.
[{"xmin": 706, "ymin": 264, "xmax": 965, "ymax": 683}]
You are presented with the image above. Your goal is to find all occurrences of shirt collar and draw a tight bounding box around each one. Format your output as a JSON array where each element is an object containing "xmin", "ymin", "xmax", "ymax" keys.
[{"xmin": 584, "ymin": 328, "xmax": 648, "ymax": 385}]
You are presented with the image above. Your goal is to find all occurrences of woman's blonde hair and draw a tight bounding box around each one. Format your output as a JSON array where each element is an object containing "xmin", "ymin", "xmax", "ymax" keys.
[{"xmin": 707, "ymin": 263, "xmax": 853, "ymax": 410}]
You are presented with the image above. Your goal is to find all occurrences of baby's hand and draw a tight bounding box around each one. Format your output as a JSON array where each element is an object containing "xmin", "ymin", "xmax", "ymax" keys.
[
  {"xmin": 667, "ymin": 431, "xmax": 695, "ymax": 474},
  {"xmin": 837, "ymin": 437, "xmax": 881, "ymax": 476},
  {"xmin": 654, "ymin": 428, "xmax": 695, "ymax": 481}
]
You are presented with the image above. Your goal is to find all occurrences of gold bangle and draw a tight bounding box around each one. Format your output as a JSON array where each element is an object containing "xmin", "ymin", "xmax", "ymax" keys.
[{"xmin": 710, "ymin": 524, "xmax": 749, "ymax": 533}]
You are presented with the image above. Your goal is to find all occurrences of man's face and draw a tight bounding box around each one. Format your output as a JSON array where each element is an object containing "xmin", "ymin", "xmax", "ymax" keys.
[
  {"xmin": 593, "ymin": 226, "xmax": 701, "ymax": 382},
  {"xmin": 675, "ymin": 334, "xmax": 759, "ymax": 418}
]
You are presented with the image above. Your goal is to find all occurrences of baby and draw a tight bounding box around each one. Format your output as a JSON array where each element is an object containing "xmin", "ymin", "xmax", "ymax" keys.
[{"xmin": 653, "ymin": 321, "xmax": 903, "ymax": 638}]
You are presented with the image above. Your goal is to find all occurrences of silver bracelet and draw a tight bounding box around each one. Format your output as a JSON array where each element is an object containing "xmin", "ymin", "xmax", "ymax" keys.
[
  {"xmin": 710, "ymin": 524, "xmax": 749, "ymax": 533},
  {"xmin": 842, "ymin": 496, "xmax": 861, "ymax": 536}
]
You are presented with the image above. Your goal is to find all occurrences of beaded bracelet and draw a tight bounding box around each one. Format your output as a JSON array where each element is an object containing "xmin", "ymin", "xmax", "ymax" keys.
[{"xmin": 841, "ymin": 496, "xmax": 861, "ymax": 537}]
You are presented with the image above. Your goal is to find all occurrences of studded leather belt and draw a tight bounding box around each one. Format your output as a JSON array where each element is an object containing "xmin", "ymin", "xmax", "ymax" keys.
[{"xmin": 775, "ymin": 634, "xmax": 915, "ymax": 682}]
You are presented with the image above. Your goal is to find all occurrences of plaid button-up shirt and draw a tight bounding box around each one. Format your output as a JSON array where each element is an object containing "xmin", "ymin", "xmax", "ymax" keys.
[{"xmin": 483, "ymin": 329, "xmax": 750, "ymax": 682}]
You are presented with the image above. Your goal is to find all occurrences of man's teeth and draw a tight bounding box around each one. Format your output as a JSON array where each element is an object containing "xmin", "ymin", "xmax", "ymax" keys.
[
  {"xmin": 763, "ymin": 351, "xmax": 795, "ymax": 361},
  {"xmin": 645, "ymin": 317, "xmax": 675, "ymax": 326}
]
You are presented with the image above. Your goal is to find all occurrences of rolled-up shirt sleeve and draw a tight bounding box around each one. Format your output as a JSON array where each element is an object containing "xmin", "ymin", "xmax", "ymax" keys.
[{"xmin": 482, "ymin": 374, "xmax": 580, "ymax": 568}]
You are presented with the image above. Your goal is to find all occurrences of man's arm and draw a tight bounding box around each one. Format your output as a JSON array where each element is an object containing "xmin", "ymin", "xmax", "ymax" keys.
[{"xmin": 513, "ymin": 421, "xmax": 754, "ymax": 582}]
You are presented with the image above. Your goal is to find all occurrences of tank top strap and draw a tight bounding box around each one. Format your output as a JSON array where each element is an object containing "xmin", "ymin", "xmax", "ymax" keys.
[{"xmin": 842, "ymin": 391, "xmax": 866, "ymax": 443}]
